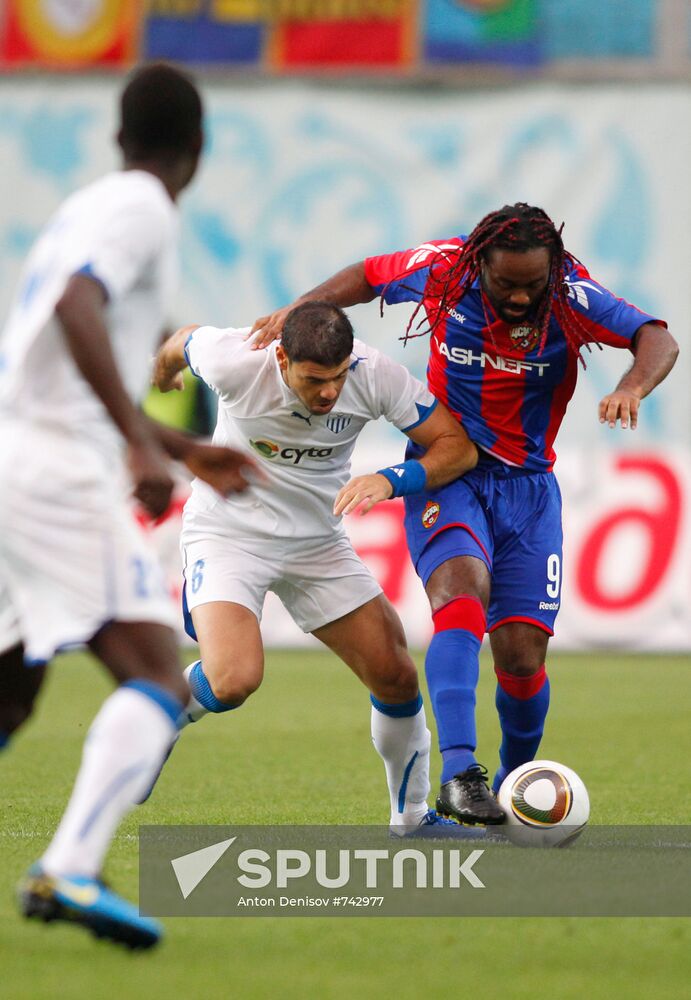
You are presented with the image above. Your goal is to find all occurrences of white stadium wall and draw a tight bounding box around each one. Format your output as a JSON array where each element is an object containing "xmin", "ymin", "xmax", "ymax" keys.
[{"xmin": 1, "ymin": 77, "xmax": 689, "ymax": 649}]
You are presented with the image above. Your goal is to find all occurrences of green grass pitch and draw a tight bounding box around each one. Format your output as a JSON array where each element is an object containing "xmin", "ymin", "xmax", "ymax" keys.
[{"xmin": 1, "ymin": 649, "xmax": 689, "ymax": 999}]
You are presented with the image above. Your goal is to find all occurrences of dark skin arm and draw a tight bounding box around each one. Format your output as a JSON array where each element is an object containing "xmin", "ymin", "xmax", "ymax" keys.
[
  {"xmin": 56, "ymin": 273, "xmax": 174, "ymax": 517},
  {"xmin": 147, "ymin": 418, "xmax": 262, "ymax": 497},
  {"xmin": 598, "ymin": 323, "xmax": 679, "ymax": 429},
  {"xmin": 152, "ymin": 325, "xmax": 267, "ymax": 494},
  {"xmin": 56, "ymin": 277, "xmax": 258, "ymax": 515},
  {"xmin": 249, "ymin": 261, "xmax": 373, "ymax": 349}
]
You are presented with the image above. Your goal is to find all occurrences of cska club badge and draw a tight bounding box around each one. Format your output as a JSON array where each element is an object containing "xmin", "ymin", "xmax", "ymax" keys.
[
  {"xmin": 422, "ymin": 501, "xmax": 440, "ymax": 529},
  {"xmin": 509, "ymin": 325, "xmax": 540, "ymax": 351}
]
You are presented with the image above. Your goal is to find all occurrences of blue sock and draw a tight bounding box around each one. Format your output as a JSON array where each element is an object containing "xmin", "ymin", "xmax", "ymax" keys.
[
  {"xmin": 0, "ymin": 731, "xmax": 9, "ymax": 751},
  {"xmin": 493, "ymin": 665, "xmax": 550, "ymax": 792},
  {"xmin": 122, "ymin": 679, "xmax": 184, "ymax": 726},
  {"xmin": 189, "ymin": 661, "xmax": 237, "ymax": 714},
  {"xmin": 426, "ymin": 597, "xmax": 486, "ymax": 783}
]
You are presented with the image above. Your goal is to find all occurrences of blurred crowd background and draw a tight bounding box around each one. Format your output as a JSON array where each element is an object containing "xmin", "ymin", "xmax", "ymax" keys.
[{"xmin": 1, "ymin": 1, "xmax": 689, "ymax": 649}]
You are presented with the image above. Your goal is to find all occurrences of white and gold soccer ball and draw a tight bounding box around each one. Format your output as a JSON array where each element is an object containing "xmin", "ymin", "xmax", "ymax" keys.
[{"xmin": 497, "ymin": 760, "xmax": 590, "ymax": 847}]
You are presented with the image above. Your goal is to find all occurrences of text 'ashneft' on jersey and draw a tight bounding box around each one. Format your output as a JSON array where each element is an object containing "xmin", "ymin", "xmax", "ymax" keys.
[
  {"xmin": 184, "ymin": 329, "xmax": 436, "ymax": 541},
  {"xmin": 364, "ymin": 238, "xmax": 665, "ymax": 472}
]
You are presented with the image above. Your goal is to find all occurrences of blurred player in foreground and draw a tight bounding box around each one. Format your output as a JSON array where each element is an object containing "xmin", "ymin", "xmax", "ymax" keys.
[
  {"xmin": 153, "ymin": 301, "xmax": 480, "ymax": 835},
  {"xmin": 251, "ymin": 204, "xmax": 678, "ymax": 824},
  {"xmin": 0, "ymin": 64, "xmax": 256, "ymax": 949}
]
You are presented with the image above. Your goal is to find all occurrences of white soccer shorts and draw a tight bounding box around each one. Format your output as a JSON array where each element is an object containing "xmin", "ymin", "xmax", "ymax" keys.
[
  {"xmin": 181, "ymin": 529, "xmax": 383, "ymax": 634},
  {"xmin": 0, "ymin": 426, "xmax": 177, "ymax": 664}
]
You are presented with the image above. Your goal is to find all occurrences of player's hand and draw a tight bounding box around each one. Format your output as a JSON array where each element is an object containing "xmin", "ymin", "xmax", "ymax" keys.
[
  {"xmin": 127, "ymin": 440, "xmax": 175, "ymax": 518},
  {"xmin": 246, "ymin": 305, "xmax": 295, "ymax": 350},
  {"xmin": 333, "ymin": 474, "xmax": 394, "ymax": 517},
  {"xmin": 184, "ymin": 443, "xmax": 266, "ymax": 497},
  {"xmin": 598, "ymin": 389, "xmax": 642, "ymax": 430}
]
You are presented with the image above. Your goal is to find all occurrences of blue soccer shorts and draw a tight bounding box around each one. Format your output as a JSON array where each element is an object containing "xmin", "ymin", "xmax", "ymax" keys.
[{"xmin": 404, "ymin": 453, "xmax": 564, "ymax": 635}]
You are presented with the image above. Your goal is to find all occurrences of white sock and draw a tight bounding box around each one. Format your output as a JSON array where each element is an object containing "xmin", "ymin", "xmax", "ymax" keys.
[
  {"xmin": 371, "ymin": 699, "xmax": 431, "ymax": 827},
  {"xmin": 41, "ymin": 684, "xmax": 179, "ymax": 879},
  {"xmin": 178, "ymin": 662, "xmax": 208, "ymax": 728}
]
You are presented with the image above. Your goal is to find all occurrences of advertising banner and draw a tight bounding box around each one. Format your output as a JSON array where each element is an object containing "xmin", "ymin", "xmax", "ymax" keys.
[
  {"xmin": 141, "ymin": 449, "xmax": 691, "ymax": 651},
  {"xmin": 423, "ymin": 0, "xmax": 541, "ymax": 67},
  {"xmin": 143, "ymin": 0, "xmax": 264, "ymax": 67},
  {"xmin": 1, "ymin": 0, "xmax": 139, "ymax": 68},
  {"xmin": 270, "ymin": 0, "xmax": 415, "ymax": 71}
]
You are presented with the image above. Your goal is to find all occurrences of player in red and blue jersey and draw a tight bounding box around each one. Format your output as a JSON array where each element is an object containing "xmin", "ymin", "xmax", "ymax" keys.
[{"xmin": 252, "ymin": 203, "xmax": 678, "ymax": 825}]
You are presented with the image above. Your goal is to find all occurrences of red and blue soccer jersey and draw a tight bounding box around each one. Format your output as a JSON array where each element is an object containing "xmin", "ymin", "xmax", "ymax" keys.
[{"xmin": 364, "ymin": 238, "xmax": 665, "ymax": 472}]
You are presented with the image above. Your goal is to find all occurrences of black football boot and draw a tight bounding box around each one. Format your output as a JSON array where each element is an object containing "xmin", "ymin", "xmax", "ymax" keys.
[{"xmin": 436, "ymin": 764, "xmax": 506, "ymax": 825}]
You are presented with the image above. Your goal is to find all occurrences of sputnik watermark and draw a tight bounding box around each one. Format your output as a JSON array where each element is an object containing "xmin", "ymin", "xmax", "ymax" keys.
[
  {"xmin": 170, "ymin": 838, "xmax": 485, "ymax": 899},
  {"xmin": 139, "ymin": 825, "xmax": 691, "ymax": 917}
]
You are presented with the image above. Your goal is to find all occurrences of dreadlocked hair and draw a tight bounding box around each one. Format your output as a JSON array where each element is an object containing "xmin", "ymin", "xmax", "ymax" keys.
[{"xmin": 391, "ymin": 203, "xmax": 601, "ymax": 367}]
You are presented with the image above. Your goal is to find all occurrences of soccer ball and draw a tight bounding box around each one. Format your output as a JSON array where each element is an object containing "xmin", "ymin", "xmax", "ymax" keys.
[{"xmin": 497, "ymin": 760, "xmax": 590, "ymax": 847}]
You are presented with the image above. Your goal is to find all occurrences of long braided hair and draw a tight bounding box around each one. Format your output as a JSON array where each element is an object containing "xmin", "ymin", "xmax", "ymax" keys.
[{"xmin": 390, "ymin": 203, "xmax": 600, "ymax": 366}]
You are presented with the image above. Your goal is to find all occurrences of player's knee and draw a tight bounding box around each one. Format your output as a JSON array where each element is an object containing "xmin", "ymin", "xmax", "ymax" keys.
[
  {"xmin": 495, "ymin": 660, "xmax": 543, "ymax": 678},
  {"xmin": 370, "ymin": 655, "xmax": 419, "ymax": 704},
  {"xmin": 209, "ymin": 669, "xmax": 261, "ymax": 707}
]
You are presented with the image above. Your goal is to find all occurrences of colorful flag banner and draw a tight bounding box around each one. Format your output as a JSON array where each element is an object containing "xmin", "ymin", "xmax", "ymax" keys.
[
  {"xmin": 423, "ymin": 0, "xmax": 541, "ymax": 66},
  {"xmin": 143, "ymin": 0, "xmax": 264, "ymax": 66},
  {"xmin": 269, "ymin": 0, "xmax": 416, "ymax": 70},
  {"xmin": 2, "ymin": 0, "xmax": 139, "ymax": 67}
]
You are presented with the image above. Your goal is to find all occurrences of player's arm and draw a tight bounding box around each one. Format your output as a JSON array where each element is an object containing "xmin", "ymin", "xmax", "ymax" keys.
[
  {"xmin": 334, "ymin": 404, "xmax": 478, "ymax": 516},
  {"xmin": 55, "ymin": 273, "xmax": 174, "ymax": 518},
  {"xmin": 250, "ymin": 262, "xmax": 375, "ymax": 350},
  {"xmin": 598, "ymin": 323, "xmax": 679, "ymax": 429},
  {"xmin": 145, "ymin": 418, "xmax": 261, "ymax": 497},
  {"xmin": 152, "ymin": 324, "xmax": 200, "ymax": 392}
]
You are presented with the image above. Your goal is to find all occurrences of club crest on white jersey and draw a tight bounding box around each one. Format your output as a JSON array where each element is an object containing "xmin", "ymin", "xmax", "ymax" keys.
[{"xmin": 325, "ymin": 414, "xmax": 351, "ymax": 434}]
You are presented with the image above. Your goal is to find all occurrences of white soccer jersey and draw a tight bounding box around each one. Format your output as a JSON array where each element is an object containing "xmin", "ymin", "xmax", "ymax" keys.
[
  {"xmin": 0, "ymin": 170, "xmax": 178, "ymax": 457},
  {"xmin": 183, "ymin": 328, "xmax": 437, "ymax": 540},
  {"xmin": 0, "ymin": 170, "xmax": 179, "ymax": 662}
]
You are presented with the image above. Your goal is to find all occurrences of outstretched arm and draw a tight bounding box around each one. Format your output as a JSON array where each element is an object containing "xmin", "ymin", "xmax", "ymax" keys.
[
  {"xmin": 249, "ymin": 261, "xmax": 375, "ymax": 350},
  {"xmin": 599, "ymin": 323, "xmax": 679, "ymax": 429},
  {"xmin": 146, "ymin": 418, "xmax": 261, "ymax": 498},
  {"xmin": 334, "ymin": 404, "xmax": 478, "ymax": 516}
]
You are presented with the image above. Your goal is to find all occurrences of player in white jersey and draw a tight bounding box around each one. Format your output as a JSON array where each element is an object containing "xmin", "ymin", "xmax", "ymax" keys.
[
  {"xmin": 0, "ymin": 64, "xmax": 256, "ymax": 949},
  {"xmin": 153, "ymin": 301, "xmax": 481, "ymax": 834}
]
